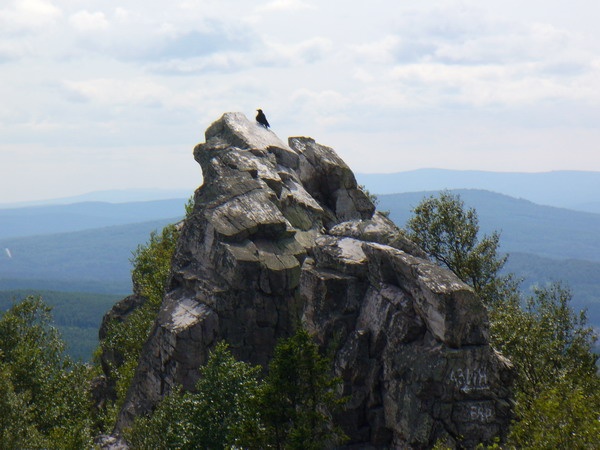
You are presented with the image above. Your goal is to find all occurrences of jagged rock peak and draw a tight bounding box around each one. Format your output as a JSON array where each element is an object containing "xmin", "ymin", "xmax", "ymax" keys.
[{"xmin": 110, "ymin": 112, "xmax": 513, "ymax": 448}]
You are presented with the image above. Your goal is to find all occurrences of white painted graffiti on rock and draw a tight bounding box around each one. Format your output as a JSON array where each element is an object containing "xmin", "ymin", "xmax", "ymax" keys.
[
  {"xmin": 449, "ymin": 366, "xmax": 489, "ymax": 393},
  {"xmin": 469, "ymin": 404, "xmax": 494, "ymax": 422},
  {"xmin": 453, "ymin": 401, "xmax": 496, "ymax": 424}
]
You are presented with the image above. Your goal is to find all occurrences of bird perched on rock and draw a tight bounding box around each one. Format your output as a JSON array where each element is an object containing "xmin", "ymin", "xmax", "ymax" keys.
[{"xmin": 256, "ymin": 109, "xmax": 270, "ymax": 128}]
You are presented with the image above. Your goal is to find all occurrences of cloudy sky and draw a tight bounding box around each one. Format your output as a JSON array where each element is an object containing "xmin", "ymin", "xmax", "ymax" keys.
[{"xmin": 1, "ymin": 0, "xmax": 599, "ymax": 203}]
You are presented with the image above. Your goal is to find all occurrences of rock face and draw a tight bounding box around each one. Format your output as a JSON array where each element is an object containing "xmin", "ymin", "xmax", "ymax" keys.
[{"xmin": 113, "ymin": 112, "xmax": 512, "ymax": 448}]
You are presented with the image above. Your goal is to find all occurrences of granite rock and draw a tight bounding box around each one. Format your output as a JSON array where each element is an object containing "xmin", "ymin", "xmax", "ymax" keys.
[{"xmin": 106, "ymin": 112, "xmax": 512, "ymax": 448}]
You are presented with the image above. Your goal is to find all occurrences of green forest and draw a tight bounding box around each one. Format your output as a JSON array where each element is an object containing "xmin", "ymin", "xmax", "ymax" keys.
[
  {"xmin": 0, "ymin": 290, "xmax": 120, "ymax": 361},
  {"xmin": 0, "ymin": 193, "xmax": 598, "ymax": 448}
]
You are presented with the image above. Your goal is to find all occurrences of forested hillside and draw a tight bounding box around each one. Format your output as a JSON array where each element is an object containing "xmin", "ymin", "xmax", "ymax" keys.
[
  {"xmin": 0, "ymin": 290, "xmax": 120, "ymax": 360},
  {"xmin": 0, "ymin": 218, "xmax": 177, "ymax": 294},
  {"xmin": 378, "ymin": 189, "xmax": 600, "ymax": 261}
]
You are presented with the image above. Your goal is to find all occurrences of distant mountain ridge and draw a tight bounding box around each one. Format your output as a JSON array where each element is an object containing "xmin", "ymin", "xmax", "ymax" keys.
[
  {"xmin": 4, "ymin": 169, "xmax": 600, "ymax": 213},
  {"xmin": 0, "ymin": 199, "xmax": 186, "ymax": 239},
  {"xmin": 1, "ymin": 186, "xmax": 598, "ymax": 357},
  {"xmin": 378, "ymin": 189, "xmax": 600, "ymax": 262},
  {"xmin": 356, "ymin": 169, "xmax": 600, "ymax": 212},
  {"xmin": 0, "ymin": 188, "xmax": 193, "ymax": 208},
  {"xmin": 0, "ymin": 218, "xmax": 177, "ymax": 295}
]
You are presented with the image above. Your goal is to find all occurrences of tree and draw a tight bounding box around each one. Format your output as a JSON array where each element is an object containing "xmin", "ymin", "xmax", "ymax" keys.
[
  {"xmin": 0, "ymin": 363, "xmax": 43, "ymax": 449},
  {"xmin": 0, "ymin": 296, "xmax": 94, "ymax": 449},
  {"xmin": 127, "ymin": 342, "xmax": 261, "ymax": 449},
  {"xmin": 406, "ymin": 191, "xmax": 600, "ymax": 447},
  {"xmin": 490, "ymin": 283, "xmax": 598, "ymax": 403},
  {"xmin": 406, "ymin": 191, "xmax": 516, "ymax": 305},
  {"xmin": 130, "ymin": 224, "xmax": 180, "ymax": 309},
  {"xmin": 258, "ymin": 328, "xmax": 346, "ymax": 450},
  {"xmin": 489, "ymin": 284, "xmax": 599, "ymax": 448},
  {"xmin": 508, "ymin": 381, "xmax": 600, "ymax": 449},
  {"xmin": 99, "ymin": 224, "xmax": 180, "ymax": 426},
  {"xmin": 126, "ymin": 329, "xmax": 347, "ymax": 450}
]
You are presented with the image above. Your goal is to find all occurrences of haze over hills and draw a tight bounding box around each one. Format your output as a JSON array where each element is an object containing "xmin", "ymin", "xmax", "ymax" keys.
[
  {"xmin": 377, "ymin": 189, "xmax": 600, "ymax": 262},
  {"xmin": 0, "ymin": 199, "xmax": 186, "ymax": 239},
  {"xmin": 376, "ymin": 190, "xmax": 600, "ymax": 328},
  {"xmin": 0, "ymin": 218, "xmax": 177, "ymax": 295},
  {"xmin": 356, "ymin": 169, "xmax": 600, "ymax": 213},
  {"xmin": 1, "ymin": 176, "xmax": 600, "ymax": 359},
  {"xmin": 0, "ymin": 188, "xmax": 193, "ymax": 208}
]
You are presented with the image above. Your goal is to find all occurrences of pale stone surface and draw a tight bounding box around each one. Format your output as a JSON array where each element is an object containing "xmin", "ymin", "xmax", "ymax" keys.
[{"xmin": 102, "ymin": 113, "xmax": 513, "ymax": 448}]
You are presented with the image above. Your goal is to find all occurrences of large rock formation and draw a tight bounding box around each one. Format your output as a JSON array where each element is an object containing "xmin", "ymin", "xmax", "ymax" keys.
[{"xmin": 112, "ymin": 112, "xmax": 512, "ymax": 448}]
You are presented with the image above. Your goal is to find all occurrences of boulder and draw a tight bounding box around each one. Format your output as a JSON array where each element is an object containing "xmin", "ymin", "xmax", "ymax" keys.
[{"xmin": 108, "ymin": 112, "xmax": 512, "ymax": 448}]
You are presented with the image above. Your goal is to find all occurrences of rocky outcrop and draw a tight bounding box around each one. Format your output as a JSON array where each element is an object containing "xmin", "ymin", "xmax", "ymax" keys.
[{"xmin": 111, "ymin": 112, "xmax": 513, "ymax": 448}]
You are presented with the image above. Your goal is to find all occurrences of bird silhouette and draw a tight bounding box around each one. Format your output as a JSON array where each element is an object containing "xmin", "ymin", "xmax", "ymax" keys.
[{"xmin": 256, "ymin": 109, "xmax": 270, "ymax": 128}]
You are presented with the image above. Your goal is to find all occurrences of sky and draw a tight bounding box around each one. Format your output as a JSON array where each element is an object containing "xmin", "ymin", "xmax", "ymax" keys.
[{"xmin": 1, "ymin": 0, "xmax": 600, "ymax": 203}]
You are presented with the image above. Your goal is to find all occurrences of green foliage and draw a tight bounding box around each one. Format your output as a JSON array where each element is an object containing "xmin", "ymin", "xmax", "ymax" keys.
[
  {"xmin": 0, "ymin": 290, "xmax": 121, "ymax": 361},
  {"xmin": 184, "ymin": 195, "xmax": 195, "ymax": 217},
  {"xmin": 0, "ymin": 296, "xmax": 94, "ymax": 448},
  {"xmin": 406, "ymin": 191, "xmax": 516, "ymax": 305},
  {"xmin": 490, "ymin": 284, "xmax": 600, "ymax": 448},
  {"xmin": 127, "ymin": 329, "xmax": 346, "ymax": 450},
  {"xmin": 99, "ymin": 224, "xmax": 179, "ymax": 428},
  {"xmin": 503, "ymin": 252, "xmax": 600, "ymax": 329},
  {"xmin": 127, "ymin": 342, "xmax": 262, "ymax": 449},
  {"xmin": 509, "ymin": 381, "xmax": 600, "ymax": 449},
  {"xmin": 0, "ymin": 364, "xmax": 43, "ymax": 449},
  {"xmin": 105, "ymin": 223, "xmax": 179, "ymax": 360},
  {"xmin": 490, "ymin": 283, "xmax": 598, "ymax": 403},
  {"xmin": 407, "ymin": 192, "xmax": 600, "ymax": 447},
  {"xmin": 258, "ymin": 328, "xmax": 347, "ymax": 450},
  {"xmin": 130, "ymin": 224, "xmax": 179, "ymax": 307}
]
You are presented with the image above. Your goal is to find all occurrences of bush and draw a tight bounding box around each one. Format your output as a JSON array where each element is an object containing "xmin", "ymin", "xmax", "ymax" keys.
[
  {"xmin": 98, "ymin": 224, "xmax": 180, "ymax": 429},
  {"xmin": 127, "ymin": 329, "xmax": 347, "ymax": 449},
  {"xmin": 127, "ymin": 342, "xmax": 261, "ymax": 449},
  {"xmin": 0, "ymin": 296, "xmax": 94, "ymax": 448}
]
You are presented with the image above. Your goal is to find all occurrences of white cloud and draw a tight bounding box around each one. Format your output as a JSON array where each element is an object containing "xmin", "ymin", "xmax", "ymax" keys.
[
  {"xmin": 265, "ymin": 37, "xmax": 333, "ymax": 66},
  {"xmin": 146, "ymin": 35, "xmax": 333, "ymax": 75},
  {"xmin": 353, "ymin": 36, "xmax": 403, "ymax": 64},
  {"xmin": 2, "ymin": 0, "xmax": 600, "ymax": 204},
  {"xmin": 257, "ymin": 0, "xmax": 315, "ymax": 13},
  {"xmin": 147, "ymin": 53, "xmax": 252, "ymax": 74},
  {"xmin": 62, "ymin": 78, "xmax": 171, "ymax": 107},
  {"xmin": 114, "ymin": 7, "xmax": 131, "ymax": 22},
  {"xmin": 69, "ymin": 10, "xmax": 109, "ymax": 32},
  {"xmin": 62, "ymin": 8, "xmax": 259, "ymax": 65},
  {"xmin": 346, "ymin": 5, "xmax": 600, "ymax": 112},
  {"xmin": 287, "ymin": 89, "xmax": 352, "ymax": 128},
  {"xmin": 292, "ymin": 89, "xmax": 349, "ymax": 111},
  {"xmin": 0, "ymin": 0, "xmax": 62, "ymax": 32},
  {"xmin": 0, "ymin": 39, "xmax": 31, "ymax": 61}
]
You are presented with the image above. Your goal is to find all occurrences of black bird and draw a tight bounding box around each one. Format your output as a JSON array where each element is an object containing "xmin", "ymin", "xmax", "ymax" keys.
[{"xmin": 256, "ymin": 109, "xmax": 270, "ymax": 128}]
